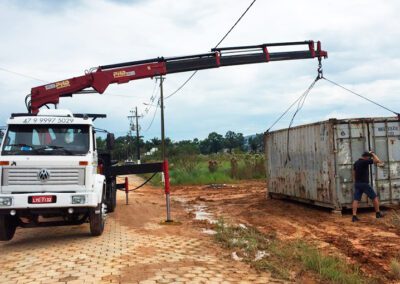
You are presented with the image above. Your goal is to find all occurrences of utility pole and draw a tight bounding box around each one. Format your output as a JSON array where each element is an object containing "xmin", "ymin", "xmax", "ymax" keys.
[
  {"xmin": 159, "ymin": 77, "xmax": 166, "ymax": 161},
  {"xmin": 158, "ymin": 76, "xmax": 172, "ymax": 222},
  {"xmin": 128, "ymin": 108, "xmax": 142, "ymax": 164}
]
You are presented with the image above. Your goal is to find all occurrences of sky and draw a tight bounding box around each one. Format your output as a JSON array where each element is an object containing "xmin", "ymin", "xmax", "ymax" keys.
[{"xmin": 1, "ymin": 0, "xmax": 400, "ymax": 141}]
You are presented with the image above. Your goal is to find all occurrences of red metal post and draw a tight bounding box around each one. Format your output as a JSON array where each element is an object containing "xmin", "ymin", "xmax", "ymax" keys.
[
  {"xmin": 124, "ymin": 177, "xmax": 129, "ymax": 205},
  {"xmin": 163, "ymin": 159, "xmax": 170, "ymax": 194},
  {"xmin": 163, "ymin": 159, "xmax": 172, "ymax": 221}
]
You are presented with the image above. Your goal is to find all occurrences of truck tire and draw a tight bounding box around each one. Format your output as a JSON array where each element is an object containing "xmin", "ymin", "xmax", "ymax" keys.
[
  {"xmin": 106, "ymin": 181, "xmax": 117, "ymax": 213},
  {"xmin": 0, "ymin": 215, "xmax": 17, "ymax": 241},
  {"xmin": 89, "ymin": 203, "xmax": 105, "ymax": 236}
]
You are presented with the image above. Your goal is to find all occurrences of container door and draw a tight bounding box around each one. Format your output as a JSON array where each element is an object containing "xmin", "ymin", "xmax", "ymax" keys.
[
  {"xmin": 370, "ymin": 120, "xmax": 400, "ymax": 203},
  {"xmin": 335, "ymin": 121, "xmax": 370, "ymax": 205}
]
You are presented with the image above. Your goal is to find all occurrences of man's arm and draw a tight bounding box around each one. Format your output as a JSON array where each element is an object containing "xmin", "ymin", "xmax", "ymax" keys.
[{"xmin": 370, "ymin": 151, "xmax": 384, "ymax": 167}]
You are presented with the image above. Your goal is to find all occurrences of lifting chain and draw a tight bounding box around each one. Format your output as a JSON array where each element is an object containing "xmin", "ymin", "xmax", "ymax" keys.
[{"xmin": 317, "ymin": 57, "xmax": 323, "ymax": 79}]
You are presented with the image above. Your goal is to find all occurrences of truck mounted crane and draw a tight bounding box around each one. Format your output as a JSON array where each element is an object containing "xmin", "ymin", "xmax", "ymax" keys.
[
  {"xmin": 0, "ymin": 41, "xmax": 327, "ymax": 241},
  {"xmin": 27, "ymin": 41, "xmax": 327, "ymax": 113}
]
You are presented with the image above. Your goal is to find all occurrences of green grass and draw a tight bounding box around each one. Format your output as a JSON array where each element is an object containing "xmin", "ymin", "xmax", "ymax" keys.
[
  {"xmin": 142, "ymin": 153, "xmax": 266, "ymax": 186},
  {"xmin": 169, "ymin": 160, "xmax": 233, "ymax": 185},
  {"xmin": 213, "ymin": 219, "xmax": 367, "ymax": 283},
  {"xmin": 214, "ymin": 219, "xmax": 290, "ymax": 279},
  {"xmin": 295, "ymin": 242, "xmax": 364, "ymax": 284},
  {"xmin": 390, "ymin": 258, "xmax": 400, "ymax": 280},
  {"xmin": 169, "ymin": 153, "xmax": 265, "ymax": 185}
]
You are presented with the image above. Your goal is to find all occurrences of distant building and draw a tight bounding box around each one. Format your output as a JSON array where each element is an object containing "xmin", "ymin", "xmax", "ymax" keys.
[{"xmin": 144, "ymin": 147, "xmax": 158, "ymax": 156}]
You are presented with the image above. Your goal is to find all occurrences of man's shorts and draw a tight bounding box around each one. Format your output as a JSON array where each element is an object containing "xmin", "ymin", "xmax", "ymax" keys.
[{"xmin": 354, "ymin": 183, "xmax": 377, "ymax": 201}]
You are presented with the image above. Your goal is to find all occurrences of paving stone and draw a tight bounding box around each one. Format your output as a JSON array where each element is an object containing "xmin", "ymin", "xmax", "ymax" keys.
[{"xmin": 0, "ymin": 193, "xmax": 283, "ymax": 284}]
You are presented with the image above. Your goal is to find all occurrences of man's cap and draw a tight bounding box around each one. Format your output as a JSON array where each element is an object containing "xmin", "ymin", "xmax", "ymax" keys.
[{"xmin": 362, "ymin": 151, "xmax": 372, "ymax": 158}]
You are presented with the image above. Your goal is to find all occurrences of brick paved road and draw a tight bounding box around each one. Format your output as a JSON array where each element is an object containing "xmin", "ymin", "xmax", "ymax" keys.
[{"xmin": 0, "ymin": 177, "xmax": 282, "ymax": 284}]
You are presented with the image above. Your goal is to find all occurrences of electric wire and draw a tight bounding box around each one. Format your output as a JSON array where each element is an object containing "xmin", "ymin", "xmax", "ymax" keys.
[
  {"xmin": 0, "ymin": 67, "xmax": 48, "ymax": 83},
  {"xmin": 165, "ymin": 0, "xmax": 257, "ymax": 100},
  {"xmin": 143, "ymin": 97, "xmax": 160, "ymax": 132},
  {"xmin": 142, "ymin": 78, "xmax": 159, "ymax": 117},
  {"xmin": 322, "ymin": 76, "xmax": 399, "ymax": 115},
  {"xmin": 164, "ymin": 71, "xmax": 197, "ymax": 99},
  {"xmin": 141, "ymin": 76, "xmax": 161, "ymax": 132},
  {"xmin": 214, "ymin": 0, "xmax": 257, "ymax": 48}
]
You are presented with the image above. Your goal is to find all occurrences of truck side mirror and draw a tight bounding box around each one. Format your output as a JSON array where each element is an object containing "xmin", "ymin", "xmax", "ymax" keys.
[{"xmin": 106, "ymin": 133, "xmax": 115, "ymax": 151}]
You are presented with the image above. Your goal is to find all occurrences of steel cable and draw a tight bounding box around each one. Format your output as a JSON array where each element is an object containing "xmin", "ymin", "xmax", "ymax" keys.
[
  {"xmin": 284, "ymin": 76, "xmax": 320, "ymax": 166},
  {"xmin": 322, "ymin": 76, "xmax": 399, "ymax": 116}
]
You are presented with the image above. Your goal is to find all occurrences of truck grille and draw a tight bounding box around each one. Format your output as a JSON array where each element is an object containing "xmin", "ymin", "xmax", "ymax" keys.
[{"xmin": 2, "ymin": 168, "xmax": 85, "ymax": 186}]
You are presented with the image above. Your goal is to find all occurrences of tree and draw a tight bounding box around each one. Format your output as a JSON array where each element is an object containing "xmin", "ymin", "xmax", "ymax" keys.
[
  {"xmin": 248, "ymin": 133, "xmax": 264, "ymax": 153},
  {"xmin": 150, "ymin": 137, "xmax": 161, "ymax": 147},
  {"xmin": 200, "ymin": 132, "xmax": 224, "ymax": 154},
  {"xmin": 96, "ymin": 137, "xmax": 106, "ymax": 151},
  {"xmin": 224, "ymin": 131, "xmax": 245, "ymax": 153},
  {"xmin": 171, "ymin": 140, "xmax": 200, "ymax": 157}
]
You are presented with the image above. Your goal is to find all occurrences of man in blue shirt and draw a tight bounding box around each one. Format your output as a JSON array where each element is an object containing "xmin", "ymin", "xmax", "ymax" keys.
[{"xmin": 352, "ymin": 151, "xmax": 384, "ymax": 222}]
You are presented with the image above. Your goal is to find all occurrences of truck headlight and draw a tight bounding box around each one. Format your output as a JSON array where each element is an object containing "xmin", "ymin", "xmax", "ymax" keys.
[
  {"xmin": 71, "ymin": 195, "xmax": 86, "ymax": 204},
  {"xmin": 0, "ymin": 197, "xmax": 13, "ymax": 206}
]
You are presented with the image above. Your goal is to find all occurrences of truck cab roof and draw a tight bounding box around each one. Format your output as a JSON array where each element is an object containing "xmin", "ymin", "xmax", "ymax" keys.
[{"xmin": 7, "ymin": 109, "xmax": 106, "ymax": 125}]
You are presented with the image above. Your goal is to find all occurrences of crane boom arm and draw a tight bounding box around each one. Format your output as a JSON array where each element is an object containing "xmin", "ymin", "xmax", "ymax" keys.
[{"xmin": 29, "ymin": 40, "xmax": 327, "ymax": 113}]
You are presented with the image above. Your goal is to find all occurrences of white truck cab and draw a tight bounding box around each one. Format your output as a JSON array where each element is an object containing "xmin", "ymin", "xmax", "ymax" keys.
[{"xmin": 0, "ymin": 109, "xmax": 116, "ymax": 241}]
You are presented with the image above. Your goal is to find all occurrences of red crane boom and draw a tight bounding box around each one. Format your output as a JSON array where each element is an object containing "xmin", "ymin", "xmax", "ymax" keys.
[{"xmin": 28, "ymin": 40, "xmax": 327, "ymax": 113}]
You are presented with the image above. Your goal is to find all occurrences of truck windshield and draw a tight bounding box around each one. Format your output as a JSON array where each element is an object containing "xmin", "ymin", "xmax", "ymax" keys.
[{"xmin": 1, "ymin": 124, "xmax": 90, "ymax": 156}]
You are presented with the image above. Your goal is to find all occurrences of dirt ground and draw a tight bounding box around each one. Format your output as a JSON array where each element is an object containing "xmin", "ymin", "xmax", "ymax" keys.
[
  {"xmin": 0, "ymin": 176, "xmax": 279, "ymax": 284},
  {"xmin": 171, "ymin": 180, "xmax": 400, "ymax": 283},
  {"xmin": 1, "ymin": 177, "xmax": 399, "ymax": 283}
]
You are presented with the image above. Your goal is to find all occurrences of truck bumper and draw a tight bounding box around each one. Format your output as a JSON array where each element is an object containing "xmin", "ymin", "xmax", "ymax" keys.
[{"xmin": 0, "ymin": 192, "xmax": 99, "ymax": 211}]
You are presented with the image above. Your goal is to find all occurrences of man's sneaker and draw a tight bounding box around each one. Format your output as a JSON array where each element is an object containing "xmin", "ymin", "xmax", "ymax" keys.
[
  {"xmin": 376, "ymin": 212, "xmax": 384, "ymax": 219},
  {"xmin": 352, "ymin": 215, "xmax": 360, "ymax": 222}
]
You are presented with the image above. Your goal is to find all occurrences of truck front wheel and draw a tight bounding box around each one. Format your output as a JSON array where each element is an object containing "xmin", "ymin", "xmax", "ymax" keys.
[
  {"xmin": 89, "ymin": 203, "xmax": 105, "ymax": 236},
  {"xmin": 0, "ymin": 215, "xmax": 17, "ymax": 241}
]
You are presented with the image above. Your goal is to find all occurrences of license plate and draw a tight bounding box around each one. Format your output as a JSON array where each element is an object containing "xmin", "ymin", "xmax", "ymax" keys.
[{"xmin": 29, "ymin": 195, "xmax": 56, "ymax": 204}]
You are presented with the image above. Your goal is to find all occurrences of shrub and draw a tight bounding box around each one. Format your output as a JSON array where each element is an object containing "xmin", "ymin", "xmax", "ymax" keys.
[
  {"xmin": 230, "ymin": 156, "xmax": 238, "ymax": 179},
  {"xmin": 390, "ymin": 259, "xmax": 400, "ymax": 280},
  {"xmin": 208, "ymin": 160, "xmax": 218, "ymax": 173}
]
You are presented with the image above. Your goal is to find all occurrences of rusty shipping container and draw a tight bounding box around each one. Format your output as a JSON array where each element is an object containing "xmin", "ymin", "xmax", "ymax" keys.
[{"xmin": 265, "ymin": 117, "xmax": 400, "ymax": 210}]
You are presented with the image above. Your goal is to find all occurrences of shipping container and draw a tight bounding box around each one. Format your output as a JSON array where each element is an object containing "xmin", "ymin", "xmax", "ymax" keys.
[{"xmin": 264, "ymin": 117, "xmax": 400, "ymax": 211}]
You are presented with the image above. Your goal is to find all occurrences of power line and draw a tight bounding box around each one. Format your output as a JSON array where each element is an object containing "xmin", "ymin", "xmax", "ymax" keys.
[
  {"xmin": 214, "ymin": 0, "xmax": 257, "ymax": 48},
  {"xmin": 0, "ymin": 67, "xmax": 48, "ymax": 83},
  {"xmin": 165, "ymin": 71, "xmax": 197, "ymax": 99},
  {"xmin": 142, "ymin": 78, "xmax": 159, "ymax": 117},
  {"xmin": 142, "ymin": 77, "xmax": 164, "ymax": 131},
  {"xmin": 165, "ymin": 0, "xmax": 257, "ymax": 100},
  {"xmin": 143, "ymin": 98, "xmax": 160, "ymax": 132}
]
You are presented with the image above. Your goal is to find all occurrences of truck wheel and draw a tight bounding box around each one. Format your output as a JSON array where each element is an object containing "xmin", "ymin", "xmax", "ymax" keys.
[
  {"xmin": 0, "ymin": 215, "xmax": 17, "ymax": 241},
  {"xmin": 89, "ymin": 203, "xmax": 106, "ymax": 236},
  {"xmin": 106, "ymin": 181, "xmax": 117, "ymax": 213}
]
